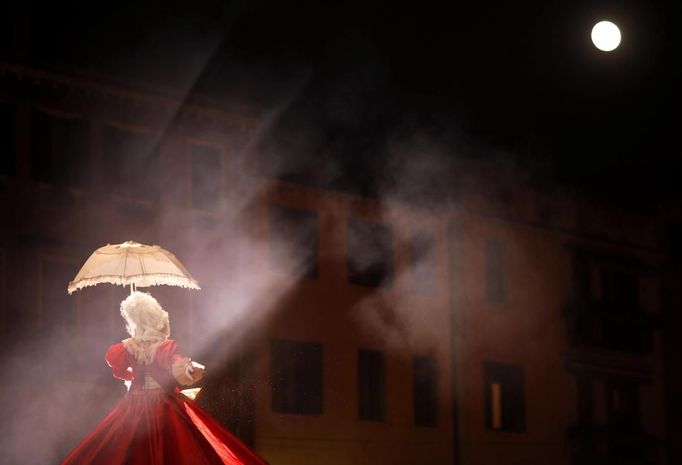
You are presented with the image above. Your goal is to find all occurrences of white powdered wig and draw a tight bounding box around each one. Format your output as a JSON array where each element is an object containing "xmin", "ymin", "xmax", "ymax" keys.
[{"xmin": 120, "ymin": 291, "xmax": 170, "ymax": 343}]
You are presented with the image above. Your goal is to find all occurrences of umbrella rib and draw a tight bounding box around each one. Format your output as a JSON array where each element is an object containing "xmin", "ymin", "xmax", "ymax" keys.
[
  {"xmin": 123, "ymin": 247, "xmax": 129, "ymax": 282},
  {"xmin": 71, "ymin": 272, "xmax": 198, "ymax": 279}
]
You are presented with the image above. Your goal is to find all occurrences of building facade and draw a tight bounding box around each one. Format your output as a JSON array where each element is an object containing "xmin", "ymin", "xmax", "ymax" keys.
[
  {"xmin": 0, "ymin": 59, "xmax": 669, "ymax": 465},
  {"xmin": 451, "ymin": 169, "xmax": 666, "ymax": 465}
]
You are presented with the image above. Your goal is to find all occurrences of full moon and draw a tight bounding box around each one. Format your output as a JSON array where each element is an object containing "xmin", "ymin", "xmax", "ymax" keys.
[{"xmin": 591, "ymin": 20, "xmax": 621, "ymax": 51}]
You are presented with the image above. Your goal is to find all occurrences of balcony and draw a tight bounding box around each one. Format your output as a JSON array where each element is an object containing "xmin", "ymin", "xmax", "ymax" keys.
[
  {"xmin": 568, "ymin": 424, "xmax": 661, "ymax": 465},
  {"xmin": 563, "ymin": 298, "xmax": 657, "ymax": 355}
]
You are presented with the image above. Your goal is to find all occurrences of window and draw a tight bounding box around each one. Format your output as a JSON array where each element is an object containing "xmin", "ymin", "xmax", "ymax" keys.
[
  {"xmin": 409, "ymin": 232, "xmax": 436, "ymax": 295},
  {"xmin": 41, "ymin": 259, "xmax": 78, "ymax": 334},
  {"xmin": 102, "ymin": 125, "xmax": 158, "ymax": 201},
  {"xmin": 40, "ymin": 259, "xmax": 79, "ymax": 375},
  {"xmin": 596, "ymin": 268, "xmax": 639, "ymax": 312},
  {"xmin": 0, "ymin": 102, "xmax": 16, "ymax": 176},
  {"xmin": 31, "ymin": 109, "xmax": 89, "ymax": 188},
  {"xmin": 576, "ymin": 376, "xmax": 594, "ymax": 425},
  {"xmin": 0, "ymin": 3, "xmax": 14, "ymax": 56},
  {"xmin": 484, "ymin": 362, "xmax": 525, "ymax": 432},
  {"xmin": 269, "ymin": 205, "xmax": 318, "ymax": 278},
  {"xmin": 575, "ymin": 252, "xmax": 640, "ymax": 311},
  {"xmin": 668, "ymin": 224, "xmax": 682, "ymax": 264},
  {"xmin": 190, "ymin": 143, "xmax": 222, "ymax": 212},
  {"xmin": 569, "ymin": 252, "xmax": 648, "ymax": 352},
  {"xmin": 413, "ymin": 356, "xmax": 438, "ymax": 427},
  {"xmin": 358, "ymin": 349, "xmax": 385, "ymax": 421},
  {"xmin": 347, "ymin": 218, "xmax": 393, "ymax": 288},
  {"xmin": 0, "ymin": 249, "xmax": 5, "ymax": 337},
  {"xmin": 271, "ymin": 339, "xmax": 323, "ymax": 415},
  {"xmin": 485, "ymin": 240, "xmax": 505, "ymax": 303},
  {"xmin": 606, "ymin": 381, "xmax": 640, "ymax": 430},
  {"xmin": 571, "ymin": 252, "xmax": 591, "ymax": 298}
]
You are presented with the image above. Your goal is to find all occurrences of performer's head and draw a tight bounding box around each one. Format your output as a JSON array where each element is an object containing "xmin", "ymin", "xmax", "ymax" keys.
[{"xmin": 120, "ymin": 291, "xmax": 170, "ymax": 342}]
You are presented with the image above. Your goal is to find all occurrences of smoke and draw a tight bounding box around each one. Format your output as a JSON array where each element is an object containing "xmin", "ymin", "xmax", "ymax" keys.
[
  {"xmin": 342, "ymin": 125, "xmax": 463, "ymax": 356},
  {"xmin": 0, "ymin": 5, "xmax": 313, "ymax": 464},
  {"xmin": 0, "ymin": 4, "xmax": 567, "ymax": 464},
  {"xmin": 0, "ymin": 287, "xmax": 128, "ymax": 465}
]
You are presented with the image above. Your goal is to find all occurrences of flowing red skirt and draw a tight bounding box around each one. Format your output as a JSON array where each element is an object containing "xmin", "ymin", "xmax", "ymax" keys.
[{"xmin": 60, "ymin": 389, "xmax": 269, "ymax": 465}]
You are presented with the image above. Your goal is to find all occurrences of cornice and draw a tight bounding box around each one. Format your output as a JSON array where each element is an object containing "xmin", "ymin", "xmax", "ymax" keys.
[{"xmin": 0, "ymin": 61, "xmax": 258, "ymax": 130}]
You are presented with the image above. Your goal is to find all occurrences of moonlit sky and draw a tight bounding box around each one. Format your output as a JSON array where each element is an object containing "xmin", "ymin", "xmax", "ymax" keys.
[{"xmin": 20, "ymin": 0, "xmax": 682, "ymax": 203}]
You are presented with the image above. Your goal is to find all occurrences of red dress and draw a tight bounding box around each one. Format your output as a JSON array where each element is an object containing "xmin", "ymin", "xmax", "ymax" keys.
[{"xmin": 60, "ymin": 339, "xmax": 269, "ymax": 465}]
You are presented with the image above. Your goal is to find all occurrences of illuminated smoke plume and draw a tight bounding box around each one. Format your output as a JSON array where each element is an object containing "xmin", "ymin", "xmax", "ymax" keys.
[{"xmin": 0, "ymin": 5, "xmax": 553, "ymax": 464}]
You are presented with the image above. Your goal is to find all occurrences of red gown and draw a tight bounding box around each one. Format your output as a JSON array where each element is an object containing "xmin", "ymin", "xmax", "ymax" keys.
[{"xmin": 60, "ymin": 339, "xmax": 269, "ymax": 465}]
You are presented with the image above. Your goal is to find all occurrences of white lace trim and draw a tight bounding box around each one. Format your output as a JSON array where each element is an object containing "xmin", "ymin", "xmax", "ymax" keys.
[
  {"xmin": 122, "ymin": 338, "xmax": 165, "ymax": 365},
  {"xmin": 68, "ymin": 273, "xmax": 200, "ymax": 294}
]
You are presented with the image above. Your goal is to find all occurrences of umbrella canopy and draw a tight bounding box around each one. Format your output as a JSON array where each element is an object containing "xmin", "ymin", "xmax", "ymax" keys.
[{"xmin": 68, "ymin": 240, "xmax": 200, "ymax": 294}]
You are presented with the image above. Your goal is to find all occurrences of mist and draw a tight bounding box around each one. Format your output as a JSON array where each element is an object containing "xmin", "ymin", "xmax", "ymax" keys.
[{"xmin": 2, "ymin": 2, "xmax": 666, "ymax": 464}]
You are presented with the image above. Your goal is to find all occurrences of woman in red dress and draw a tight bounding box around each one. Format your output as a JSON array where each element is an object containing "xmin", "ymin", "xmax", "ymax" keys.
[{"xmin": 60, "ymin": 291, "xmax": 269, "ymax": 465}]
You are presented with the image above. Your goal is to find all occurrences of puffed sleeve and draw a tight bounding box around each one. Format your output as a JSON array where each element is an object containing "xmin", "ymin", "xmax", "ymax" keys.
[
  {"xmin": 154, "ymin": 339, "xmax": 181, "ymax": 369},
  {"xmin": 105, "ymin": 343, "xmax": 133, "ymax": 381}
]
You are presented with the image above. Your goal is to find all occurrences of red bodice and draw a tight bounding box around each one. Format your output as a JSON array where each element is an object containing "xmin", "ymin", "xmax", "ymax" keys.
[{"xmin": 105, "ymin": 340, "xmax": 182, "ymax": 392}]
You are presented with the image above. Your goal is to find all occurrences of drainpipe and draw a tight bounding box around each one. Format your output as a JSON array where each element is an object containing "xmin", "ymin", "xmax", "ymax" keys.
[{"xmin": 448, "ymin": 215, "xmax": 464, "ymax": 465}]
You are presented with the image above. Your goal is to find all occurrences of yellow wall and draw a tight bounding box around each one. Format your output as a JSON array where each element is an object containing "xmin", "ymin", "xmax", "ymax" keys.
[{"xmin": 248, "ymin": 184, "xmax": 454, "ymax": 465}]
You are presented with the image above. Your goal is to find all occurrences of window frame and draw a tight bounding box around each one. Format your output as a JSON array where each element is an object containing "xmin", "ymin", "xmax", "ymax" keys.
[
  {"xmin": 358, "ymin": 348, "xmax": 386, "ymax": 422},
  {"xmin": 484, "ymin": 239, "xmax": 506, "ymax": 304},
  {"xmin": 408, "ymin": 230, "xmax": 437, "ymax": 296},
  {"xmin": 187, "ymin": 139, "xmax": 225, "ymax": 214},
  {"xmin": 0, "ymin": 248, "xmax": 5, "ymax": 336},
  {"xmin": 270, "ymin": 338, "xmax": 323, "ymax": 415},
  {"xmin": 268, "ymin": 203, "xmax": 319, "ymax": 279},
  {"xmin": 101, "ymin": 122, "xmax": 159, "ymax": 204},
  {"xmin": 0, "ymin": 100, "xmax": 17, "ymax": 177},
  {"xmin": 38, "ymin": 255, "xmax": 81, "ymax": 332},
  {"xmin": 483, "ymin": 361, "xmax": 526, "ymax": 432},
  {"xmin": 413, "ymin": 355, "xmax": 439, "ymax": 427},
  {"xmin": 30, "ymin": 107, "xmax": 90, "ymax": 190},
  {"xmin": 346, "ymin": 217, "xmax": 394, "ymax": 288}
]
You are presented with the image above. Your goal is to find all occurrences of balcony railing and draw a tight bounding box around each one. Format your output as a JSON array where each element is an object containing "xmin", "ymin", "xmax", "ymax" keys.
[
  {"xmin": 568, "ymin": 424, "xmax": 661, "ymax": 465},
  {"xmin": 563, "ymin": 298, "xmax": 657, "ymax": 355}
]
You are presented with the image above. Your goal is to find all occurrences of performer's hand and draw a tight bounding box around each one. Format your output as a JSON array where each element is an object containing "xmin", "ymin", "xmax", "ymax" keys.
[
  {"xmin": 190, "ymin": 365, "xmax": 205, "ymax": 381},
  {"xmin": 173, "ymin": 357, "xmax": 203, "ymax": 386}
]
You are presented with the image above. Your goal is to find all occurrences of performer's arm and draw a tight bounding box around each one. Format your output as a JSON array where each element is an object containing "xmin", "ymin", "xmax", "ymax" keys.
[
  {"xmin": 156, "ymin": 340, "xmax": 205, "ymax": 386},
  {"xmin": 171, "ymin": 356, "xmax": 205, "ymax": 386},
  {"xmin": 105, "ymin": 343, "xmax": 133, "ymax": 381}
]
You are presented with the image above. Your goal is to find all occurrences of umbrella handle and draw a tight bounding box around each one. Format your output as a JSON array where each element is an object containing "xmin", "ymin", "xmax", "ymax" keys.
[{"xmin": 129, "ymin": 283, "xmax": 136, "ymax": 295}]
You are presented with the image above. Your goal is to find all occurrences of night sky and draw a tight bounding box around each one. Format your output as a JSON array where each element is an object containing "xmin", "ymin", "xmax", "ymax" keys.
[{"xmin": 24, "ymin": 0, "xmax": 682, "ymax": 202}]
